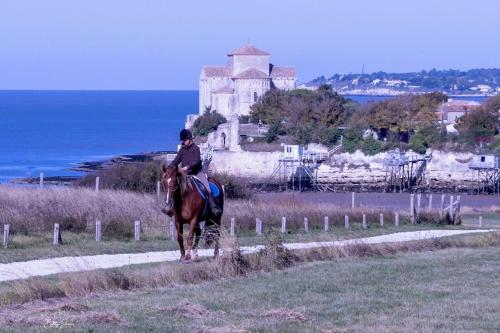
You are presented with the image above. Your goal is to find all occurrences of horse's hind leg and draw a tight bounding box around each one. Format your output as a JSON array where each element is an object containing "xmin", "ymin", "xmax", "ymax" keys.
[{"xmin": 213, "ymin": 218, "xmax": 221, "ymax": 258}]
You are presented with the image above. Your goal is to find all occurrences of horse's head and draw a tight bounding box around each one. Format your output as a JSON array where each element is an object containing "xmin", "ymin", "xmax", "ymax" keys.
[{"xmin": 162, "ymin": 164, "xmax": 179, "ymax": 196}]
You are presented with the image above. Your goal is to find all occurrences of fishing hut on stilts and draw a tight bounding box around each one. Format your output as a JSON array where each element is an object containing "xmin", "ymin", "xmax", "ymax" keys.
[{"xmin": 384, "ymin": 150, "xmax": 430, "ymax": 192}]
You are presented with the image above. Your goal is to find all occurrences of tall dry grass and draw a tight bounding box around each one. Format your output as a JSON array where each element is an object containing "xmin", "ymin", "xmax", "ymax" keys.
[
  {"xmin": 222, "ymin": 199, "xmax": 413, "ymax": 230},
  {"xmin": 0, "ymin": 186, "xmax": 164, "ymax": 235},
  {"xmin": 0, "ymin": 186, "xmax": 444, "ymax": 237}
]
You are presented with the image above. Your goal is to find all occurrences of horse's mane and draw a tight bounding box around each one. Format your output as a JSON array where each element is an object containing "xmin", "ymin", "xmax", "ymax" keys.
[{"xmin": 177, "ymin": 172, "xmax": 193, "ymax": 197}]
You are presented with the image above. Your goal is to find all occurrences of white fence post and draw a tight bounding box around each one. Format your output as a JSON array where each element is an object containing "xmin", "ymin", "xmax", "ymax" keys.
[
  {"xmin": 410, "ymin": 193, "xmax": 415, "ymax": 224},
  {"xmin": 230, "ymin": 217, "xmax": 235, "ymax": 236},
  {"xmin": 281, "ymin": 217, "xmax": 286, "ymax": 233},
  {"xmin": 3, "ymin": 224, "xmax": 9, "ymax": 248},
  {"xmin": 256, "ymin": 218, "xmax": 262, "ymax": 235},
  {"xmin": 304, "ymin": 217, "xmax": 309, "ymax": 233},
  {"xmin": 416, "ymin": 194, "xmax": 421, "ymax": 214},
  {"xmin": 379, "ymin": 213, "xmax": 384, "ymax": 227},
  {"xmin": 39, "ymin": 172, "xmax": 44, "ymax": 188},
  {"xmin": 362, "ymin": 214, "xmax": 367, "ymax": 229},
  {"xmin": 53, "ymin": 223, "xmax": 60, "ymax": 245},
  {"xmin": 440, "ymin": 194, "xmax": 445, "ymax": 218},
  {"xmin": 395, "ymin": 212, "xmax": 399, "ymax": 227},
  {"xmin": 95, "ymin": 176, "xmax": 100, "ymax": 192},
  {"xmin": 134, "ymin": 220, "xmax": 141, "ymax": 241},
  {"xmin": 169, "ymin": 217, "xmax": 175, "ymax": 241},
  {"xmin": 428, "ymin": 194, "xmax": 433, "ymax": 213},
  {"xmin": 479, "ymin": 216, "xmax": 483, "ymax": 227},
  {"xmin": 351, "ymin": 192, "xmax": 356, "ymax": 209},
  {"xmin": 324, "ymin": 216, "xmax": 329, "ymax": 232},
  {"xmin": 156, "ymin": 181, "xmax": 161, "ymax": 197},
  {"xmin": 95, "ymin": 220, "xmax": 101, "ymax": 242},
  {"xmin": 344, "ymin": 215, "xmax": 349, "ymax": 229}
]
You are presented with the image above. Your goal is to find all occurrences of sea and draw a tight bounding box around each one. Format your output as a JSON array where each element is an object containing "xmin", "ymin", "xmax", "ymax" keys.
[{"xmin": 0, "ymin": 90, "xmax": 488, "ymax": 183}]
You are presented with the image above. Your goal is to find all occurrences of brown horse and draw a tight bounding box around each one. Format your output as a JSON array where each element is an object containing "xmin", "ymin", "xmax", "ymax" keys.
[{"xmin": 162, "ymin": 165, "xmax": 223, "ymax": 261}]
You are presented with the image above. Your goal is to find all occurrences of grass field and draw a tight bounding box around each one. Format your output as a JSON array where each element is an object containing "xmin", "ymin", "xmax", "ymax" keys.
[{"xmin": 1, "ymin": 244, "xmax": 499, "ymax": 332}]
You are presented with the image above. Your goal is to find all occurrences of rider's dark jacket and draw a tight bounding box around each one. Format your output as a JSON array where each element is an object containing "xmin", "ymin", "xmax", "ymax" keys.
[{"xmin": 168, "ymin": 143, "xmax": 202, "ymax": 175}]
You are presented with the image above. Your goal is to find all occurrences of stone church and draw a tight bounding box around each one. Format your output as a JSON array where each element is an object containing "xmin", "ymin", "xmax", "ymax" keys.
[{"xmin": 186, "ymin": 44, "xmax": 296, "ymax": 151}]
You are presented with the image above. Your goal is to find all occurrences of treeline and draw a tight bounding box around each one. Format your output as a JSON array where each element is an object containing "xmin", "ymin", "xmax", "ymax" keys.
[
  {"xmin": 309, "ymin": 68, "xmax": 500, "ymax": 91},
  {"xmin": 249, "ymin": 85, "xmax": 500, "ymax": 154}
]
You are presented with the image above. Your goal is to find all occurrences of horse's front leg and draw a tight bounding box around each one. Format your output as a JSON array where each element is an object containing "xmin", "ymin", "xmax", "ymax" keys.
[
  {"xmin": 185, "ymin": 217, "xmax": 198, "ymax": 261},
  {"xmin": 176, "ymin": 222, "xmax": 186, "ymax": 261},
  {"xmin": 192, "ymin": 224, "xmax": 202, "ymax": 260}
]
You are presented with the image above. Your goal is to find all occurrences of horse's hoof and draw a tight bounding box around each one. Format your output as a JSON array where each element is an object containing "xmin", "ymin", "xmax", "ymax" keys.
[{"xmin": 180, "ymin": 256, "xmax": 191, "ymax": 264}]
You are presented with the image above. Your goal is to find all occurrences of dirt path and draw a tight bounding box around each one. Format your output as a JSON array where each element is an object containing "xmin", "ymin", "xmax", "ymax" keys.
[{"xmin": 0, "ymin": 229, "xmax": 493, "ymax": 283}]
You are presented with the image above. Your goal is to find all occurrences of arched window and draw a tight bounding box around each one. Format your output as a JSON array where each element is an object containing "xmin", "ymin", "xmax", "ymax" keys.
[
  {"xmin": 253, "ymin": 92, "xmax": 258, "ymax": 102},
  {"xmin": 221, "ymin": 132, "xmax": 226, "ymax": 148}
]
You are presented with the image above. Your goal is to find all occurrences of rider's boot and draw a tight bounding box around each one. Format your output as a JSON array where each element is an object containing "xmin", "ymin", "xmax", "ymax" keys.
[{"xmin": 208, "ymin": 193, "xmax": 222, "ymax": 217}]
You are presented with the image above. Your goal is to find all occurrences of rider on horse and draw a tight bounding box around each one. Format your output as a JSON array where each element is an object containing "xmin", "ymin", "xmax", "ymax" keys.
[{"xmin": 163, "ymin": 129, "xmax": 222, "ymax": 217}]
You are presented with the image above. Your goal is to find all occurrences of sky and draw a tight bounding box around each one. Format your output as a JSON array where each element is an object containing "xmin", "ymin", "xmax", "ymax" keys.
[{"xmin": 0, "ymin": 0, "xmax": 499, "ymax": 90}]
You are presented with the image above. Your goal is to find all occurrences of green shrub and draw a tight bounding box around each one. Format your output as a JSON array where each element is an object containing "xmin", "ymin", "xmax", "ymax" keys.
[
  {"xmin": 361, "ymin": 137, "xmax": 385, "ymax": 155},
  {"xmin": 210, "ymin": 172, "xmax": 252, "ymax": 199},
  {"xmin": 191, "ymin": 109, "xmax": 227, "ymax": 137},
  {"xmin": 265, "ymin": 120, "xmax": 283, "ymax": 143},
  {"xmin": 76, "ymin": 161, "xmax": 162, "ymax": 193}
]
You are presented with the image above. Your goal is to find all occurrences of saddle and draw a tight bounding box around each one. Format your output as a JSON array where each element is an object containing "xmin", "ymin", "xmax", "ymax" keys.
[{"xmin": 188, "ymin": 175, "xmax": 220, "ymax": 219}]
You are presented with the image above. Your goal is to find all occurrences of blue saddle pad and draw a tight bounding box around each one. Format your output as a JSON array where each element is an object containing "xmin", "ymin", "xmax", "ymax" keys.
[{"xmin": 209, "ymin": 182, "xmax": 220, "ymax": 197}]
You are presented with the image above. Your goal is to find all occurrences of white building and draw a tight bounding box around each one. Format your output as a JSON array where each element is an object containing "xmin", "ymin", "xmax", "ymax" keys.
[
  {"xmin": 188, "ymin": 44, "xmax": 296, "ymax": 151},
  {"xmin": 196, "ymin": 44, "xmax": 296, "ymax": 120}
]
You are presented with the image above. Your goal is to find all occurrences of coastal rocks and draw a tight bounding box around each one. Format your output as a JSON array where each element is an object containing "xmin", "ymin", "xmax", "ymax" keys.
[{"xmin": 210, "ymin": 149, "xmax": 481, "ymax": 191}]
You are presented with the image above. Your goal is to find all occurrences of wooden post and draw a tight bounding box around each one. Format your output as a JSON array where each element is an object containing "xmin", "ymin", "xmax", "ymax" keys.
[
  {"xmin": 454, "ymin": 196, "xmax": 461, "ymax": 225},
  {"xmin": 156, "ymin": 181, "xmax": 161, "ymax": 197},
  {"xmin": 3, "ymin": 224, "xmax": 9, "ymax": 248},
  {"xmin": 230, "ymin": 218, "xmax": 235, "ymax": 236},
  {"xmin": 440, "ymin": 194, "xmax": 445, "ymax": 218},
  {"xmin": 134, "ymin": 220, "xmax": 141, "ymax": 241},
  {"xmin": 256, "ymin": 218, "xmax": 262, "ymax": 235},
  {"xmin": 169, "ymin": 218, "xmax": 175, "ymax": 241},
  {"xmin": 324, "ymin": 216, "xmax": 329, "ymax": 232},
  {"xmin": 479, "ymin": 215, "xmax": 483, "ymax": 227},
  {"xmin": 395, "ymin": 212, "xmax": 399, "ymax": 227},
  {"xmin": 410, "ymin": 193, "xmax": 415, "ymax": 224},
  {"xmin": 416, "ymin": 194, "xmax": 421, "ymax": 214},
  {"xmin": 344, "ymin": 215, "xmax": 349, "ymax": 229},
  {"xmin": 450, "ymin": 195, "xmax": 454, "ymax": 212},
  {"xmin": 95, "ymin": 176, "xmax": 100, "ymax": 192},
  {"xmin": 39, "ymin": 172, "xmax": 44, "ymax": 188},
  {"xmin": 95, "ymin": 220, "xmax": 101, "ymax": 242},
  {"xmin": 362, "ymin": 214, "xmax": 367, "ymax": 229},
  {"xmin": 281, "ymin": 217, "xmax": 286, "ymax": 234},
  {"xmin": 428, "ymin": 194, "xmax": 433, "ymax": 213},
  {"xmin": 304, "ymin": 217, "xmax": 309, "ymax": 233},
  {"xmin": 351, "ymin": 192, "xmax": 355, "ymax": 209},
  {"xmin": 379, "ymin": 213, "xmax": 384, "ymax": 227},
  {"xmin": 53, "ymin": 223, "xmax": 60, "ymax": 245}
]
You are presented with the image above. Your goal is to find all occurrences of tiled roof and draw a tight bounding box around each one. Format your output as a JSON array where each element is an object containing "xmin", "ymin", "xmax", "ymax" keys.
[
  {"xmin": 228, "ymin": 44, "xmax": 270, "ymax": 56},
  {"xmin": 233, "ymin": 68, "xmax": 269, "ymax": 79},
  {"xmin": 270, "ymin": 65, "xmax": 296, "ymax": 78},
  {"xmin": 202, "ymin": 66, "xmax": 231, "ymax": 77},
  {"xmin": 212, "ymin": 85, "xmax": 234, "ymax": 94}
]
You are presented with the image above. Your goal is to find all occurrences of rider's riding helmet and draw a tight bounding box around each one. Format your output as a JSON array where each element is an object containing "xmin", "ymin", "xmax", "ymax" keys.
[{"xmin": 179, "ymin": 129, "xmax": 193, "ymax": 141}]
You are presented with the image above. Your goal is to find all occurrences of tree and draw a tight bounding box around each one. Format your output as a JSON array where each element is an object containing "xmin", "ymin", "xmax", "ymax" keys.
[
  {"xmin": 191, "ymin": 109, "xmax": 227, "ymax": 137},
  {"xmin": 456, "ymin": 107, "xmax": 499, "ymax": 147}
]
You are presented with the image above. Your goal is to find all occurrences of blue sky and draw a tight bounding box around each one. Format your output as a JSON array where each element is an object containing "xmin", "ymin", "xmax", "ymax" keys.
[{"xmin": 1, "ymin": 0, "xmax": 499, "ymax": 90}]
